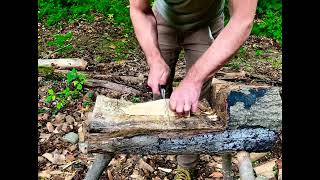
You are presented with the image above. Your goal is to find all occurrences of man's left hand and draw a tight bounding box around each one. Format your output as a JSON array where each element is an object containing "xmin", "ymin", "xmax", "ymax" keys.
[{"xmin": 169, "ymin": 79, "xmax": 203, "ymax": 114}]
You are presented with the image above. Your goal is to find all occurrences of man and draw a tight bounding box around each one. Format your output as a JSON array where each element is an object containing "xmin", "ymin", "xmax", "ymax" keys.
[{"xmin": 129, "ymin": 0, "xmax": 258, "ymax": 179}]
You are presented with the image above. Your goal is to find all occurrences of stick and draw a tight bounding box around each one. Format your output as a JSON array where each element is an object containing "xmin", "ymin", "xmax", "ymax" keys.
[
  {"xmin": 38, "ymin": 58, "xmax": 88, "ymax": 70},
  {"xmin": 237, "ymin": 151, "xmax": 255, "ymax": 180},
  {"xmin": 222, "ymin": 153, "xmax": 233, "ymax": 180},
  {"xmin": 84, "ymin": 153, "xmax": 113, "ymax": 180}
]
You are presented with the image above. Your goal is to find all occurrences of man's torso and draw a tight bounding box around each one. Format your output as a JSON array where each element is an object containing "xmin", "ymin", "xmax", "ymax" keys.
[{"xmin": 155, "ymin": 0, "xmax": 225, "ymax": 31}]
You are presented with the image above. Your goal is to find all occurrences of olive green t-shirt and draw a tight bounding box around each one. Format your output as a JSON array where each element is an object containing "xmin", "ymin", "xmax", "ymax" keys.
[{"xmin": 154, "ymin": 0, "xmax": 225, "ymax": 31}]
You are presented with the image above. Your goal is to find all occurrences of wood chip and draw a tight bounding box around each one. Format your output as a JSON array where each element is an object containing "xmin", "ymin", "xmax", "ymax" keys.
[{"xmin": 158, "ymin": 167, "xmax": 172, "ymax": 173}]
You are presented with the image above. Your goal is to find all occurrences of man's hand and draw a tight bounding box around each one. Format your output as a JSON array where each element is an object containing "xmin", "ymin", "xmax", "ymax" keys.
[
  {"xmin": 169, "ymin": 78, "xmax": 203, "ymax": 114},
  {"xmin": 147, "ymin": 58, "xmax": 170, "ymax": 95}
]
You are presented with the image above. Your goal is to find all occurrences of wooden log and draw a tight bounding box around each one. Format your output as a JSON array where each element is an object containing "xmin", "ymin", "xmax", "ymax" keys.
[
  {"xmin": 85, "ymin": 79, "xmax": 142, "ymax": 95},
  {"xmin": 84, "ymin": 153, "xmax": 113, "ymax": 180},
  {"xmin": 237, "ymin": 151, "xmax": 255, "ymax": 180},
  {"xmin": 89, "ymin": 79, "xmax": 281, "ymax": 138},
  {"xmin": 38, "ymin": 58, "xmax": 88, "ymax": 70},
  {"xmin": 211, "ymin": 78, "xmax": 282, "ymax": 132},
  {"xmin": 90, "ymin": 95, "xmax": 226, "ymax": 137},
  {"xmin": 88, "ymin": 128, "xmax": 277, "ymax": 154}
]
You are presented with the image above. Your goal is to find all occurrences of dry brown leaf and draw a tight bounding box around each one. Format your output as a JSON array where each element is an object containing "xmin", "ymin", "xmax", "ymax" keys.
[
  {"xmin": 46, "ymin": 122, "xmax": 54, "ymax": 132},
  {"xmin": 66, "ymin": 154, "xmax": 75, "ymax": 162},
  {"xmin": 38, "ymin": 113, "xmax": 49, "ymax": 121},
  {"xmin": 42, "ymin": 153, "xmax": 55, "ymax": 163},
  {"xmin": 65, "ymin": 171, "xmax": 76, "ymax": 180},
  {"xmin": 107, "ymin": 169, "xmax": 113, "ymax": 180},
  {"xmin": 39, "ymin": 133, "xmax": 51, "ymax": 142},
  {"xmin": 276, "ymin": 159, "xmax": 282, "ymax": 169},
  {"xmin": 49, "ymin": 170, "xmax": 63, "ymax": 175},
  {"xmin": 210, "ymin": 171, "xmax": 223, "ymax": 178},
  {"xmin": 130, "ymin": 169, "xmax": 144, "ymax": 180},
  {"xmin": 138, "ymin": 159, "xmax": 154, "ymax": 172},
  {"xmin": 42, "ymin": 152, "xmax": 66, "ymax": 164},
  {"xmin": 68, "ymin": 145, "xmax": 77, "ymax": 152},
  {"xmin": 38, "ymin": 170, "xmax": 51, "ymax": 178},
  {"xmin": 53, "ymin": 124, "xmax": 62, "ymax": 134},
  {"xmin": 61, "ymin": 123, "xmax": 68, "ymax": 132}
]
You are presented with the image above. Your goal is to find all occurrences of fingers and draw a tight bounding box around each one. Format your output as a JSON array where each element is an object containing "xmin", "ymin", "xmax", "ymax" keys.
[
  {"xmin": 159, "ymin": 70, "xmax": 169, "ymax": 85},
  {"xmin": 191, "ymin": 101, "xmax": 198, "ymax": 113},
  {"xmin": 170, "ymin": 94, "xmax": 192, "ymax": 115},
  {"xmin": 147, "ymin": 80, "xmax": 160, "ymax": 94}
]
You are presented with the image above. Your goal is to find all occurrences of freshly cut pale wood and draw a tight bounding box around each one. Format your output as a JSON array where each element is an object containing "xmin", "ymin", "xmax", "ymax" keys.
[
  {"xmin": 38, "ymin": 58, "xmax": 88, "ymax": 70},
  {"xmin": 121, "ymin": 99, "xmax": 176, "ymax": 117}
]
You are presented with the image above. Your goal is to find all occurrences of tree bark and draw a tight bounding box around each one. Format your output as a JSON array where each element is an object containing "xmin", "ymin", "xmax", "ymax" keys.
[{"xmin": 88, "ymin": 128, "xmax": 277, "ymax": 154}]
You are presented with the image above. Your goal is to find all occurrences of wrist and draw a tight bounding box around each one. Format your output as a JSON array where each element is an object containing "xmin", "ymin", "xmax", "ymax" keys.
[
  {"xmin": 146, "ymin": 50, "xmax": 162, "ymax": 65},
  {"xmin": 184, "ymin": 66, "xmax": 206, "ymax": 85}
]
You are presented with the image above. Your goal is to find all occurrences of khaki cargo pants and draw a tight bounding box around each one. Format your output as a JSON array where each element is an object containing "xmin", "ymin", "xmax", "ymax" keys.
[{"xmin": 153, "ymin": 8, "xmax": 224, "ymax": 169}]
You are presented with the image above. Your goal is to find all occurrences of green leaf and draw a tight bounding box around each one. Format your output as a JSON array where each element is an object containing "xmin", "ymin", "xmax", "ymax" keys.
[
  {"xmin": 77, "ymin": 84, "xmax": 83, "ymax": 90},
  {"xmin": 48, "ymin": 89, "xmax": 54, "ymax": 95},
  {"xmin": 73, "ymin": 80, "xmax": 79, "ymax": 86},
  {"xmin": 57, "ymin": 102, "xmax": 62, "ymax": 109},
  {"xmin": 45, "ymin": 96, "xmax": 52, "ymax": 102}
]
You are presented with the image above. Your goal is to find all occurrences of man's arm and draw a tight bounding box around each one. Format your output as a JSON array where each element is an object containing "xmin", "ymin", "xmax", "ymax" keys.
[
  {"xmin": 170, "ymin": 0, "xmax": 258, "ymax": 113},
  {"xmin": 129, "ymin": 0, "xmax": 169, "ymax": 94}
]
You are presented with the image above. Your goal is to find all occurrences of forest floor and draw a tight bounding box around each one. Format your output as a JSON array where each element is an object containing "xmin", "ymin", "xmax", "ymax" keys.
[{"xmin": 38, "ymin": 13, "xmax": 282, "ymax": 180}]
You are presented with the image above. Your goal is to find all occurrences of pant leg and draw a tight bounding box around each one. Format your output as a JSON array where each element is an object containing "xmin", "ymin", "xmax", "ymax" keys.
[
  {"xmin": 153, "ymin": 8, "xmax": 181, "ymax": 98},
  {"xmin": 177, "ymin": 16, "xmax": 225, "ymax": 169}
]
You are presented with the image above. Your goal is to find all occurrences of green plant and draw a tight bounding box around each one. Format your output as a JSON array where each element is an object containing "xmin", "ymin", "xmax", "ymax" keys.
[
  {"xmin": 131, "ymin": 96, "xmax": 141, "ymax": 103},
  {"xmin": 255, "ymin": 49, "xmax": 263, "ymax": 56},
  {"xmin": 45, "ymin": 68, "xmax": 86, "ymax": 112},
  {"xmin": 83, "ymin": 92, "xmax": 94, "ymax": 108},
  {"xmin": 38, "ymin": 0, "xmax": 133, "ymax": 33},
  {"xmin": 252, "ymin": 0, "xmax": 282, "ymax": 45},
  {"xmin": 47, "ymin": 32, "xmax": 74, "ymax": 54},
  {"xmin": 38, "ymin": 109, "xmax": 47, "ymax": 114},
  {"xmin": 267, "ymin": 57, "xmax": 282, "ymax": 69},
  {"xmin": 224, "ymin": 0, "xmax": 282, "ymax": 45}
]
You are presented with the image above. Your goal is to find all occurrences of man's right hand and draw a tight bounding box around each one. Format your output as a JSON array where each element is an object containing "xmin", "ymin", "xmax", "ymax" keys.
[{"xmin": 147, "ymin": 58, "xmax": 170, "ymax": 95}]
